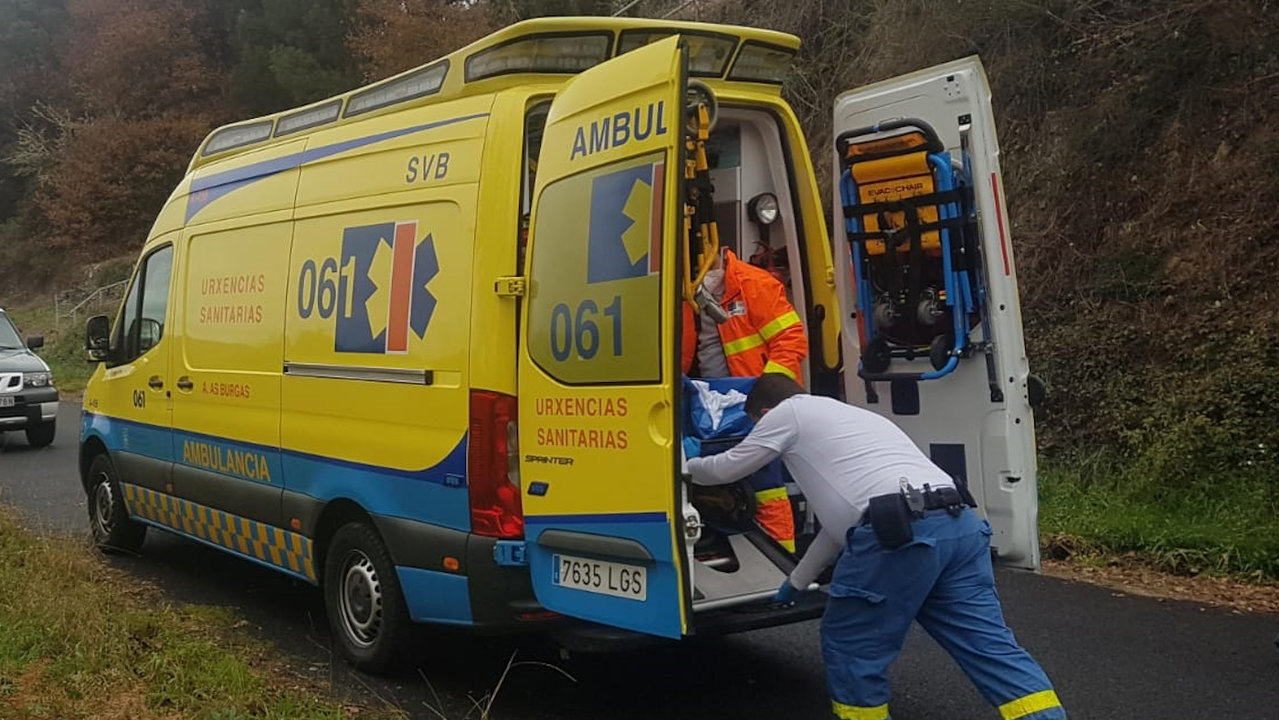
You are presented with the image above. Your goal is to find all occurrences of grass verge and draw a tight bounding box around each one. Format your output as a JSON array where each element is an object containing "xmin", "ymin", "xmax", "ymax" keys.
[
  {"xmin": 0, "ymin": 509, "xmax": 399, "ymax": 720},
  {"xmin": 1039, "ymin": 456, "xmax": 1279, "ymax": 582}
]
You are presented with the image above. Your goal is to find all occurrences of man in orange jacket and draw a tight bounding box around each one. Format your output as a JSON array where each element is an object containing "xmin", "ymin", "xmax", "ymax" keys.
[{"xmin": 683, "ymin": 248, "xmax": 808, "ymax": 551}]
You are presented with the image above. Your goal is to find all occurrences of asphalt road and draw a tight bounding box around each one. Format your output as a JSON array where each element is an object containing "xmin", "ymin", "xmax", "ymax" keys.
[{"xmin": 2, "ymin": 402, "xmax": 1277, "ymax": 720}]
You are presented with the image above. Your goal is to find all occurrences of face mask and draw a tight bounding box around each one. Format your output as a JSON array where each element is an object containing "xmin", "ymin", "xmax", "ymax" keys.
[{"xmin": 703, "ymin": 268, "xmax": 725, "ymax": 295}]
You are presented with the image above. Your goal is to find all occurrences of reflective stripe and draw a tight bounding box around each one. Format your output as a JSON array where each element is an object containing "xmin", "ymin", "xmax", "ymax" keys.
[
  {"xmin": 723, "ymin": 332, "xmax": 765, "ymax": 356},
  {"xmin": 120, "ymin": 482, "xmax": 315, "ymax": 581},
  {"xmin": 758, "ymin": 310, "xmax": 801, "ymax": 341},
  {"xmin": 999, "ymin": 690, "xmax": 1062, "ymax": 720},
  {"xmin": 755, "ymin": 487, "xmax": 789, "ymax": 503},
  {"xmin": 762, "ymin": 359, "xmax": 796, "ymax": 379},
  {"xmin": 832, "ymin": 701, "xmax": 890, "ymax": 720}
]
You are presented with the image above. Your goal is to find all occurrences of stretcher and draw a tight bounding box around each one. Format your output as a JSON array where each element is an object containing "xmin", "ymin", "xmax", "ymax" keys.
[{"xmin": 681, "ymin": 377, "xmax": 797, "ymax": 605}]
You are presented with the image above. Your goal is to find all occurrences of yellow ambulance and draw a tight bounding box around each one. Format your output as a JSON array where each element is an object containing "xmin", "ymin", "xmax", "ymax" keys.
[{"xmin": 79, "ymin": 16, "xmax": 1041, "ymax": 671}]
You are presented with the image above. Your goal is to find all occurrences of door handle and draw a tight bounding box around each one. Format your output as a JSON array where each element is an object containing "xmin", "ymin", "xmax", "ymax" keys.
[
  {"xmin": 176, "ymin": 377, "xmax": 194, "ymax": 392},
  {"xmin": 148, "ymin": 376, "xmax": 164, "ymax": 390}
]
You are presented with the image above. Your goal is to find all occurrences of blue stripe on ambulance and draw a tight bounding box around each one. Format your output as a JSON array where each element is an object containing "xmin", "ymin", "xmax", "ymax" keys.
[
  {"xmin": 185, "ymin": 112, "xmax": 491, "ymax": 222},
  {"xmin": 279, "ymin": 441, "xmax": 469, "ymax": 531},
  {"xmin": 83, "ymin": 411, "xmax": 475, "ymax": 624},
  {"xmin": 524, "ymin": 513, "xmax": 683, "ymax": 638},
  {"xmin": 396, "ymin": 568, "xmax": 473, "ymax": 625},
  {"xmin": 83, "ymin": 411, "xmax": 469, "ymax": 528},
  {"xmin": 83, "ymin": 409, "xmax": 175, "ymax": 462}
]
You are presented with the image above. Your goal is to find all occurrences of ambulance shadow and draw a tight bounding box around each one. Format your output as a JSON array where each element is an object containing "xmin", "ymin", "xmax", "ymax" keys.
[
  {"xmin": 400, "ymin": 631, "xmax": 832, "ymax": 720},
  {"xmin": 107, "ymin": 529, "xmax": 831, "ymax": 720},
  {"xmin": 105, "ymin": 528, "xmax": 348, "ymax": 673},
  {"xmin": 103, "ymin": 530, "xmax": 578, "ymax": 712}
]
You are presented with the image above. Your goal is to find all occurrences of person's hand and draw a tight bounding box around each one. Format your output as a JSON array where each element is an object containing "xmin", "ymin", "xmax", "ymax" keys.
[
  {"xmin": 682, "ymin": 436, "xmax": 701, "ymax": 459},
  {"xmin": 773, "ymin": 578, "xmax": 800, "ymax": 606}
]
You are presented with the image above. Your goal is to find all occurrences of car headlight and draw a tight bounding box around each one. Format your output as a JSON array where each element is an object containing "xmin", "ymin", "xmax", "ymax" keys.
[{"xmin": 23, "ymin": 371, "xmax": 53, "ymax": 388}]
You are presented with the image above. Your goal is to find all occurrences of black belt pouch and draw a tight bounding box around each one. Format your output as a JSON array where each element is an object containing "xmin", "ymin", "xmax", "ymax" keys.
[{"xmin": 867, "ymin": 493, "xmax": 914, "ymax": 549}]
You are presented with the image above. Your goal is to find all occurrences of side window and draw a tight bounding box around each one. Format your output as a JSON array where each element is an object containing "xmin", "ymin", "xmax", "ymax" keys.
[
  {"xmin": 518, "ymin": 102, "xmax": 550, "ymax": 274},
  {"xmin": 527, "ymin": 153, "xmax": 665, "ymax": 385},
  {"xmin": 116, "ymin": 246, "xmax": 174, "ymax": 364}
]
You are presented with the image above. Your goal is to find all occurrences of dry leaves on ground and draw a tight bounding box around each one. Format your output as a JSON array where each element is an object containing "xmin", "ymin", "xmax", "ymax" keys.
[{"xmin": 1042, "ymin": 559, "xmax": 1279, "ymax": 615}]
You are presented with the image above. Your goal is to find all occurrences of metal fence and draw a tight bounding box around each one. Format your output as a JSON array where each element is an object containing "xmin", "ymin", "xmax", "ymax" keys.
[{"xmin": 54, "ymin": 280, "xmax": 126, "ymax": 334}]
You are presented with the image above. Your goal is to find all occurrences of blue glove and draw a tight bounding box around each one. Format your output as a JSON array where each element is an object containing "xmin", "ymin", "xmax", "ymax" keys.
[
  {"xmin": 682, "ymin": 436, "xmax": 701, "ymax": 459},
  {"xmin": 773, "ymin": 579, "xmax": 800, "ymax": 606}
]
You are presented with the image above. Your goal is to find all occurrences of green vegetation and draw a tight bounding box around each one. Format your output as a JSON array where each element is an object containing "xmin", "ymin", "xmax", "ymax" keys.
[
  {"xmin": 1040, "ymin": 454, "xmax": 1279, "ymax": 580},
  {"xmin": 0, "ymin": 509, "xmax": 398, "ymax": 720},
  {"xmin": 758, "ymin": 0, "xmax": 1279, "ymax": 581}
]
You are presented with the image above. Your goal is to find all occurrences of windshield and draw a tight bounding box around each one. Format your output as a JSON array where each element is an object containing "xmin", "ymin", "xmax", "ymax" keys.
[{"xmin": 0, "ymin": 312, "xmax": 24, "ymax": 348}]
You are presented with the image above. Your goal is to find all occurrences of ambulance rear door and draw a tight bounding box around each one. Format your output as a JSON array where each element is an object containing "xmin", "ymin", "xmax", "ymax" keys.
[
  {"xmin": 831, "ymin": 57, "xmax": 1041, "ymax": 569},
  {"xmin": 518, "ymin": 36, "xmax": 690, "ymax": 637}
]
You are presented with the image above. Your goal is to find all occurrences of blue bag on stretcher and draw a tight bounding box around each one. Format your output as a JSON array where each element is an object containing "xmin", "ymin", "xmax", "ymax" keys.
[
  {"xmin": 681, "ymin": 377, "xmax": 785, "ymax": 496},
  {"xmin": 682, "ymin": 377, "xmax": 756, "ymax": 443}
]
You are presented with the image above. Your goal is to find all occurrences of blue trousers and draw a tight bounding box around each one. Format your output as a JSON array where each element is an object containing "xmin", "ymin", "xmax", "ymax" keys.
[{"xmin": 821, "ymin": 508, "xmax": 1065, "ymax": 720}]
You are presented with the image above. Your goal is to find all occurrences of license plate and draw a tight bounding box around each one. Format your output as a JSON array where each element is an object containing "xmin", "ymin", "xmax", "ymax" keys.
[
  {"xmin": 552, "ymin": 554, "xmax": 647, "ymax": 601},
  {"xmin": 0, "ymin": 396, "xmax": 13, "ymax": 408}
]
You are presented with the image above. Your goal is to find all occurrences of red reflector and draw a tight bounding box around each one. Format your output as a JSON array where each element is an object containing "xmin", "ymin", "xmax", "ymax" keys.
[{"xmin": 469, "ymin": 390, "xmax": 524, "ymax": 539}]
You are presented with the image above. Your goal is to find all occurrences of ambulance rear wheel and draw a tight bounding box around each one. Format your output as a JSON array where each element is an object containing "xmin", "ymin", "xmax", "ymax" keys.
[
  {"xmin": 87, "ymin": 453, "xmax": 146, "ymax": 553},
  {"xmin": 324, "ymin": 522, "xmax": 411, "ymax": 673}
]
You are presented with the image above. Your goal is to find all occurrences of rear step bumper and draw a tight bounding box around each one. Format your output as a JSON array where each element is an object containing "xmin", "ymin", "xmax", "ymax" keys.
[{"xmin": 550, "ymin": 590, "xmax": 828, "ymax": 653}]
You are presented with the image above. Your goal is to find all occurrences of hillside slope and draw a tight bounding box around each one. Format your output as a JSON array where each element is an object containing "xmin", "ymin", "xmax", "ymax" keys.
[{"xmin": 749, "ymin": 0, "xmax": 1278, "ymax": 486}]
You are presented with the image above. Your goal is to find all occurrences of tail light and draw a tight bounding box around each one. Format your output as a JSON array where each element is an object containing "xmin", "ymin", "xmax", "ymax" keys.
[{"xmin": 469, "ymin": 390, "xmax": 524, "ymax": 538}]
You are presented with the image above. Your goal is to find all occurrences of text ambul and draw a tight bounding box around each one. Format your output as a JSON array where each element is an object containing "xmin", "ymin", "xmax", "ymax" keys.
[{"xmin": 570, "ymin": 101, "xmax": 668, "ymax": 160}]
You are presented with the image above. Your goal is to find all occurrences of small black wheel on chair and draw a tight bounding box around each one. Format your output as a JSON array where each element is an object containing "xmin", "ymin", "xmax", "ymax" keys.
[
  {"xmin": 862, "ymin": 337, "xmax": 892, "ymax": 374},
  {"xmin": 929, "ymin": 333, "xmax": 953, "ymax": 371}
]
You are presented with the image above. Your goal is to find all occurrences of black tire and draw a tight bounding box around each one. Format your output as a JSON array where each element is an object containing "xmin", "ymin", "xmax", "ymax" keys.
[
  {"xmin": 323, "ymin": 522, "xmax": 411, "ymax": 673},
  {"xmin": 87, "ymin": 453, "xmax": 146, "ymax": 553},
  {"xmin": 862, "ymin": 336, "xmax": 892, "ymax": 374},
  {"xmin": 25, "ymin": 420, "xmax": 55, "ymax": 448}
]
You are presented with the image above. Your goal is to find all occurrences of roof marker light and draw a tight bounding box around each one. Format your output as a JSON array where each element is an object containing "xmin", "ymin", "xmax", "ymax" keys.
[
  {"xmin": 727, "ymin": 41, "xmax": 796, "ymax": 84},
  {"xmin": 203, "ymin": 120, "xmax": 273, "ymax": 156},
  {"xmin": 276, "ymin": 99, "xmax": 342, "ymax": 137},
  {"xmin": 465, "ymin": 33, "xmax": 611, "ymax": 82},
  {"xmin": 618, "ymin": 30, "xmax": 735, "ymax": 77},
  {"xmin": 345, "ymin": 61, "xmax": 449, "ymax": 118}
]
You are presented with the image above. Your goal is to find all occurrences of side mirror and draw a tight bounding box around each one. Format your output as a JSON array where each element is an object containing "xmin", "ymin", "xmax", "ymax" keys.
[
  {"xmin": 26, "ymin": 335, "xmax": 44, "ymax": 350},
  {"xmin": 1027, "ymin": 374, "xmax": 1046, "ymax": 408},
  {"xmin": 85, "ymin": 315, "xmax": 111, "ymax": 362}
]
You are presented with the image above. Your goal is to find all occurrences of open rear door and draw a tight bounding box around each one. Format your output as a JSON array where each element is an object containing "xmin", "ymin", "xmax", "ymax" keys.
[
  {"xmin": 518, "ymin": 36, "xmax": 689, "ymax": 637},
  {"xmin": 831, "ymin": 57, "xmax": 1040, "ymax": 569}
]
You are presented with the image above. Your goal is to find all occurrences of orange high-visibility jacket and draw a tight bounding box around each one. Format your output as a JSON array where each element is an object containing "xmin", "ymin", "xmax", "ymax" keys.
[
  {"xmin": 681, "ymin": 250, "xmax": 808, "ymax": 380},
  {"xmin": 681, "ymin": 251, "xmax": 806, "ymax": 553}
]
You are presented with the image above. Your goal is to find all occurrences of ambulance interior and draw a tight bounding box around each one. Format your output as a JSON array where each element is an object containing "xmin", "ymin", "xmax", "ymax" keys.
[
  {"xmin": 682, "ymin": 107, "xmax": 815, "ymax": 609},
  {"xmin": 520, "ymin": 100, "xmax": 813, "ymax": 611}
]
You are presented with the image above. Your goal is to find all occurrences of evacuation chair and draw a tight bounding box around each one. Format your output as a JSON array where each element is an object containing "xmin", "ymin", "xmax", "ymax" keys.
[{"xmin": 837, "ymin": 119, "xmax": 990, "ymax": 382}]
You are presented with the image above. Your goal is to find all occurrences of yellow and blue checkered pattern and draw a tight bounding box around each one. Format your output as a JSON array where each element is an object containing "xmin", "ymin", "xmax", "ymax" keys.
[{"xmin": 122, "ymin": 483, "xmax": 316, "ymax": 582}]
